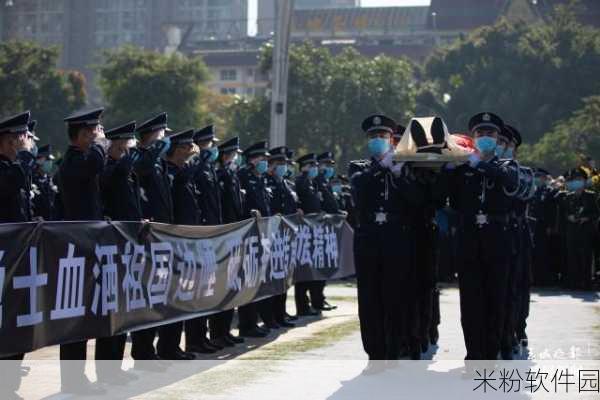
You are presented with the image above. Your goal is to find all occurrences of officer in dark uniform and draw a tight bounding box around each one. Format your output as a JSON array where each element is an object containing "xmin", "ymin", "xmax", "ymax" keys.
[
  {"xmin": 294, "ymin": 153, "xmax": 323, "ymax": 317},
  {"xmin": 0, "ymin": 111, "xmax": 35, "ymax": 397},
  {"xmin": 131, "ymin": 112, "xmax": 173, "ymax": 367},
  {"xmin": 350, "ymin": 114, "xmax": 424, "ymax": 372},
  {"xmin": 530, "ymin": 168, "xmax": 557, "ymax": 286},
  {"xmin": 560, "ymin": 167, "xmax": 599, "ymax": 290},
  {"xmin": 57, "ymin": 108, "xmax": 107, "ymax": 394},
  {"xmin": 186, "ymin": 125, "xmax": 226, "ymax": 352},
  {"xmin": 266, "ymin": 146, "xmax": 299, "ymax": 328},
  {"xmin": 215, "ymin": 136, "xmax": 247, "ymax": 344},
  {"xmin": 97, "ymin": 121, "xmax": 143, "ymax": 383},
  {"xmin": 160, "ymin": 128, "xmax": 201, "ymax": 360},
  {"xmin": 312, "ymin": 151, "xmax": 341, "ymax": 312},
  {"xmin": 439, "ymin": 112, "xmax": 518, "ymax": 361},
  {"xmin": 32, "ymin": 144, "xmax": 57, "ymax": 220},
  {"xmin": 237, "ymin": 141, "xmax": 275, "ymax": 336}
]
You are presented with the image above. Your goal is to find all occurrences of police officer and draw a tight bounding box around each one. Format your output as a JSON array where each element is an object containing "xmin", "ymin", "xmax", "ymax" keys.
[
  {"xmin": 0, "ymin": 111, "xmax": 36, "ymax": 397},
  {"xmin": 237, "ymin": 141, "xmax": 275, "ymax": 335},
  {"xmin": 351, "ymin": 114, "xmax": 424, "ymax": 372},
  {"xmin": 57, "ymin": 108, "xmax": 107, "ymax": 394},
  {"xmin": 131, "ymin": 112, "xmax": 172, "ymax": 367},
  {"xmin": 97, "ymin": 121, "xmax": 143, "ymax": 382},
  {"xmin": 530, "ymin": 168, "xmax": 557, "ymax": 286},
  {"xmin": 561, "ymin": 167, "xmax": 599, "ymax": 290},
  {"xmin": 186, "ymin": 125, "xmax": 225, "ymax": 352},
  {"xmin": 294, "ymin": 153, "xmax": 323, "ymax": 317},
  {"xmin": 267, "ymin": 146, "xmax": 299, "ymax": 328},
  {"xmin": 32, "ymin": 144, "xmax": 57, "ymax": 220},
  {"xmin": 440, "ymin": 112, "xmax": 518, "ymax": 362},
  {"xmin": 161, "ymin": 128, "xmax": 201, "ymax": 360},
  {"xmin": 215, "ymin": 136, "xmax": 247, "ymax": 344}
]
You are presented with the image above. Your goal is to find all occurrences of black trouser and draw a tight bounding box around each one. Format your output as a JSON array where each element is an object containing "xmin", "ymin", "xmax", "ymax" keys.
[
  {"xmin": 131, "ymin": 328, "xmax": 157, "ymax": 360},
  {"xmin": 294, "ymin": 281, "xmax": 312, "ymax": 313},
  {"xmin": 257, "ymin": 297, "xmax": 276, "ymax": 325},
  {"xmin": 95, "ymin": 334, "xmax": 127, "ymax": 378},
  {"xmin": 532, "ymin": 221, "xmax": 553, "ymax": 286},
  {"xmin": 457, "ymin": 222, "xmax": 510, "ymax": 360},
  {"xmin": 185, "ymin": 317, "xmax": 208, "ymax": 349},
  {"xmin": 414, "ymin": 223, "xmax": 438, "ymax": 349},
  {"xmin": 209, "ymin": 310, "xmax": 234, "ymax": 339},
  {"xmin": 273, "ymin": 293, "xmax": 288, "ymax": 323},
  {"xmin": 157, "ymin": 322, "xmax": 183, "ymax": 358},
  {"xmin": 355, "ymin": 224, "xmax": 415, "ymax": 360},
  {"xmin": 309, "ymin": 281, "xmax": 326, "ymax": 309},
  {"xmin": 566, "ymin": 222, "xmax": 594, "ymax": 290},
  {"xmin": 238, "ymin": 303, "xmax": 259, "ymax": 331}
]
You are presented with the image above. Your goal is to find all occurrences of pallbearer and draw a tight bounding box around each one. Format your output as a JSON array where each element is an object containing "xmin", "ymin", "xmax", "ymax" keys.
[{"xmin": 350, "ymin": 114, "xmax": 424, "ymax": 372}]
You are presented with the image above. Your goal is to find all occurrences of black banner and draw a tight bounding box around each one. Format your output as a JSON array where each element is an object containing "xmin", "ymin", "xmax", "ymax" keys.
[{"xmin": 0, "ymin": 213, "xmax": 354, "ymax": 357}]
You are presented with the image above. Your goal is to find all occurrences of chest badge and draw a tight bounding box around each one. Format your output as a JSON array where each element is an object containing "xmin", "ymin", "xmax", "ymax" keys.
[
  {"xmin": 375, "ymin": 212, "xmax": 387, "ymax": 225},
  {"xmin": 476, "ymin": 211, "xmax": 488, "ymax": 227}
]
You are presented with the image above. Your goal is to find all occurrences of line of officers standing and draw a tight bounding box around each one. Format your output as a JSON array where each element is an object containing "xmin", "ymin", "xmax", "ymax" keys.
[
  {"xmin": 350, "ymin": 112, "xmax": 560, "ymax": 375},
  {"xmin": 0, "ymin": 108, "xmax": 352, "ymax": 395}
]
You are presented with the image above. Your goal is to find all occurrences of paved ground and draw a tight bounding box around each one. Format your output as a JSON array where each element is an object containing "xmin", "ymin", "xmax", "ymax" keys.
[{"xmin": 14, "ymin": 283, "xmax": 600, "ymax": 399}]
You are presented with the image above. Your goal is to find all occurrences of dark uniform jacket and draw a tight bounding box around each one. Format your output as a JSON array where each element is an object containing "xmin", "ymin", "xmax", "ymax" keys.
[
  {"xmin": 57, "ymin": 144, "xmax": 105, "ymax": 221},
  {"xmin": 167, "ymin": 161, "xmax": 202, "ymax": 226},
  {"xmin": 31, "ymin": 169, "xmax": 57, "ymax": 221},
  {"xmin": 218, "ymin": 166, "xmax": 245, "ymax": 223},
  {"xmin": 135, "ymin": 145, "xmax": 173, "ymax": 223},
  {"xmin": 295, "ymin": 173, "xmax": 321, "ymax": 214},
  {"xmin": 238, "ymin": 166, "xmax": 271, "ymax": 218},
  {"xmin": 193, "ymin": 159, "xmax": 222, "ymax": 225},
  {"xmin": 314, "ymin": 174, "xmax": 340, "ymax": 214},
  {"xmin": 560, "ymin": 190, "xmax": 599, "ymax": 229},
  {"xmin": 266, "ymin": 174, "xmax": 298, "ymax": 215},
  {"xmin": 100, "ymin": 155, "xmax": 143, "ymax": 221},
  {"xmin": 350, "ymin": 158, "xmax": 425, "ymax": 232},
  {"xmin": 0, "ymin": 154, "xmax": 33, "ymax": 223}
]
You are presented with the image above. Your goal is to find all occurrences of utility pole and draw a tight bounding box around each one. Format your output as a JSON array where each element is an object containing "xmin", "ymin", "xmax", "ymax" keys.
[{"xmin": 269, "ymin": 0, "xmax": 294, "ymax": 148}]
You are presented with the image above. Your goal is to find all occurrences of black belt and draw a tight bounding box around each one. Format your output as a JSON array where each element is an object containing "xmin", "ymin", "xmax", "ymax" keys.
[
  {"xmin": 363, "ymin": 211, "xmax": 411, "ymax": 226},
  {"xmin": 460, "ymin": 213, "xmax": 509, "ymax": 227}
]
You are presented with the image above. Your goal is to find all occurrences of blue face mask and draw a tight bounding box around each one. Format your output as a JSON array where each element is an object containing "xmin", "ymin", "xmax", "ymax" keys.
[
  {"xmin": 495, "ymin": 145, "xmax": 505, "ymax": 158},
  {"xmin": 474, "ymin": 136, "xmax": 497, "ymax": 153},
  {"xmin": 208, "ymin": 146, "xmax": 219, "ymax": 163},
  {"xmin": 322, "ymin": 166, "xmax": 335, "ymax": 180},
  {"xmin": 367, "ymin": 138, "xmax": 390, "ymax": 157},
  {"xmin": 567, "ymin": 180, "xmax": 585, "ymax": 191},
  {"xmin": 503, "ymin": 148, "xmax": 514, "ymax": 159},
  {"xmin": 158, "ymin": 137, "xmax": 171, "ymax": 157},
  {"xmin": 255, "ymin": 160, "xmax": 268, "ymax": 175},
  {"xmin": 307, "ymin": 166, "xmax": 319, "ymax": 179},
  {"xmin": 331, "ymin": 184, "xmax": 342, "ymax": 194},
  {"xmin": 275, "ymin": 164, "xmax": 288, "ymax": 178}
]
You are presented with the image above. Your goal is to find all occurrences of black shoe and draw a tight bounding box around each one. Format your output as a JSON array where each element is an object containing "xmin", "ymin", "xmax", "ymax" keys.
[
  {"xmin": 186, "ymin": 344, "xmax": 217, "ymax": 354},
  {"xmin": 239, "ymin": 327, "xmax": 268, "ymax": 338},
  {"xmin": 222, "ymin": 335, "xmax": 238, "ymax": 346},
  {"xmin": 319, "ymin": 301, "xmax": 338, "ymax": 311},
  {"xmin": 62, "ymin": 378, "xmax": 107, "ymax": 395},
  {"xmin": 176, "ymin": 349, "xmax": 197, "ymax": 360},
  {"xmin": 265, "ymin": 321, "xmax": 281, "ymax": 330},
  {"xmin": 226, "ymin": 333, "xmax": 245, "ymax": 344},
  {"xmin": 276, "ymin": 319, "xmax": 295, "ymax": 328},
  {"xmin": 297, "ymin": 308, "xmax": 321, "ymax": 317},
  {"xmin": 285, "ymin": 313, "xmax": 299, "ymax": 321},
  {"xmin": 256, "ymin": 325, "xmax": 270, "ymax": 335},
  {"xmin": 206, "ymin": 338, "xmax": 225, "ymax": 350},
  {"xmin": 212, "ymin": 337, "xmax": 235, "ymax": 348}
]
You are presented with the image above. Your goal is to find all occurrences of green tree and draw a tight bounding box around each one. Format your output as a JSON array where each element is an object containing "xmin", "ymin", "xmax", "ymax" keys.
[
  {"xmin": 97, "ymin": 45, "xmax": 210, "ymax": 131},
  {"xmin": 520, "ymin": 96, "xmax": 600, "ymax": 173},
  {"xmin": 425, "ymin": 2, "xmax": 600, "ymax": 143},
  {"xmin": 230, "ymin": 42, "xmax": 418, "ymax": 167},
  {"xmin": 0, "ymin": 40, "xmax": 87, "ymax": 149}
]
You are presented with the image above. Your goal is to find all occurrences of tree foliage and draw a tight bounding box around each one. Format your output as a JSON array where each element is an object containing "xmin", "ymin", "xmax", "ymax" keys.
[
  {"xmin": 229, "ymin": 42, "xmax": 418, "ymax": 167},
  {"xmin": 97, "ymin": 45, "xmax": 210, "ymax": 131},
  {"xmin": 425, "ymin": 2, "xmax": 600, "ymax": 143},
  {"xmin": 0, "ymin": 40, "xmax": 86, "ymax": 149}
]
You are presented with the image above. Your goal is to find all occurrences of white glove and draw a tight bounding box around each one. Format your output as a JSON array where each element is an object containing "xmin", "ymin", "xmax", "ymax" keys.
[
  {"xmin": 380, "ymin": 151, "xmax": 394, "ymax": 169},
  {"xmin": 391, "ymin": 161, "xmax": 405, "ymax": 177},
  {"xmin": 468, "ymin": 153, "xmax": 481, "ymax": 168}
]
